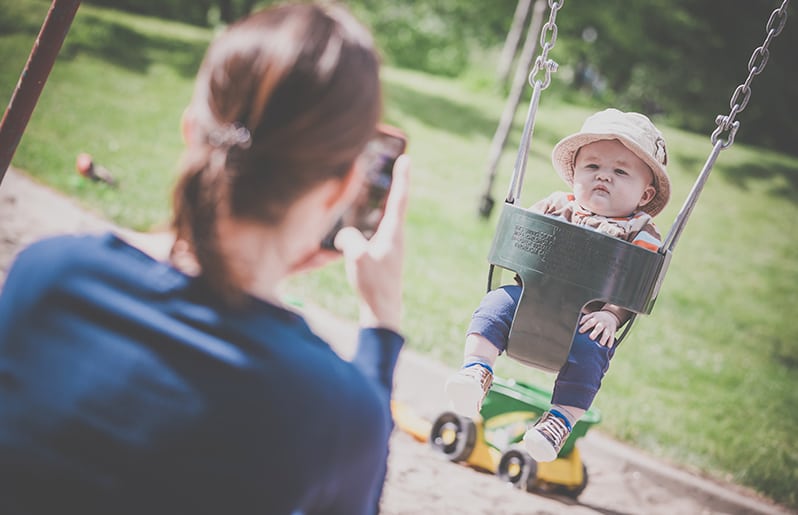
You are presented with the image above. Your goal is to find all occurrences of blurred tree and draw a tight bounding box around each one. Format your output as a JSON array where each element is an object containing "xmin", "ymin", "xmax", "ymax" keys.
[
  {"xmin": 218, "ymin": 0, "xmax": 259, "ymax": 24},
  {"xmin": 83, "ymin": 0, "xmax": 212, "ymax": 25},
  {"xmin": 347, "ymin": 0, "xmax": 518, "ymax": 76},
  {"xmin": 347, "ymin": 0, "xmax": 797, "ymax": 154},
  {"xmin": 78, "ymin": 0, "xmax": 796, "ymax": 154},
  {"xmin": 82, "ymin": 0, "xmax": 258, "ymax": 26},
  {"xmin": 553, "ymin": 0, "xmax": 797, "ymax": 155}
]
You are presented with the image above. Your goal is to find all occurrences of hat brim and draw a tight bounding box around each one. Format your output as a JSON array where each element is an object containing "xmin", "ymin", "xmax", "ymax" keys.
[{"xmin": 551, "ymin": 133, "xmax": 671, "ymax": 217}]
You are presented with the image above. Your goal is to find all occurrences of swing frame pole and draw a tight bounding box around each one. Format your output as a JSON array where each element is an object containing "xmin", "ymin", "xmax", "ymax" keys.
[
  {"xmin": 0, "ymin": 0, "xmax": 81, "ymax": 188},
  {"xmin": 479, "ymin": 0, "xmax": 548, "ymax": 218},
  {"xmin": 494, "ymin": 0, "xmax": 563, "ymax": 210},
  {"xmin": 496, "ymin": 0, "xmax": 534, "ymax": 86}
]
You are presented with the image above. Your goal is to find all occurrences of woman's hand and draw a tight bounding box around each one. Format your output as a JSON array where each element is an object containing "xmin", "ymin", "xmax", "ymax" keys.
[
  {"xmin": 578, "ymin": 309, "xmax": 620, "ymax": 347},
  {"xmin": 335, "ymin": 155, "xmax": 410, "ymax": 333}
]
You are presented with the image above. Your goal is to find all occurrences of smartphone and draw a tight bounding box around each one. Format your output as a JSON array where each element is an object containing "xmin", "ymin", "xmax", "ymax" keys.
[{"xmin": 321, "ymin": 124, "xmax": 407, "ymax": 250}]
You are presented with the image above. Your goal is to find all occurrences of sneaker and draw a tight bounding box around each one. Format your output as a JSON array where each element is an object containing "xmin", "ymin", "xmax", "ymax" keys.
[
  {"xmin": 444, "ymin": 363, "xmax": 493, "ymax": 418},
  {"xmin": 522, "ymin": 410, "xmax": 572, "ymax": 462}
]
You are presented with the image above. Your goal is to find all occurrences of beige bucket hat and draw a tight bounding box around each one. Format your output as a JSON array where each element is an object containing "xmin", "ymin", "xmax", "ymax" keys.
[{"xmin": 551, "ymin": 108, "xmax": 671, "ymax": 217}]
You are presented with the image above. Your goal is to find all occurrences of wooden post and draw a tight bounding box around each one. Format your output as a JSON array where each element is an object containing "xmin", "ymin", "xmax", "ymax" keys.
[
  {"xmin": 0, "ymin": 0, "xmax": 81, "ymax": 187},
  {"xmin": 479, "ymin": 0, "xmax": 546, "ymax": 218},
  {"xmin": 496, "ymin": 0, "xmax": 533, "ymax": 86}
]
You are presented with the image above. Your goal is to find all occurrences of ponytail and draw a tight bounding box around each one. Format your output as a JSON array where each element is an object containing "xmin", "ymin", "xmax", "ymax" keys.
[{"xmin": 170, "ymin": 4, "xmax": 381, "ymax": 305}]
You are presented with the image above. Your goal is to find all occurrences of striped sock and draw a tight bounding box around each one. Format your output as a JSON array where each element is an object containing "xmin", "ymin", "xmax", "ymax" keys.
[
  {"xmin": 462, "ymin": 357, "xmax": 494, "ymax": 374},
  {"xmin": 550, "ymin": 405, "xmax": 584, "ymax": 431}
]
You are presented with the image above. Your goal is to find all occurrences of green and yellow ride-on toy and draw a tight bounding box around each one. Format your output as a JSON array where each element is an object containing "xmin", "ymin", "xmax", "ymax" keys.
[{"xmin": 427, "ymin": 377, "xmax": 600, "ymax": 498}]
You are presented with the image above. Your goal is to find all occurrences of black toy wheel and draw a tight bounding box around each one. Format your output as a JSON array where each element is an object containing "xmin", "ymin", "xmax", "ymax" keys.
[
  {"xmin": 497, "ymin": 445, "xmax": 538, "ymax": 491},
  {"xmin": 429, "ymin": 411, "xmax": 477, "ymax": 462}
]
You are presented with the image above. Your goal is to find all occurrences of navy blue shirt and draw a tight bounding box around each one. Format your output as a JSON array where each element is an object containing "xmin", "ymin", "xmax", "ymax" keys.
[{"xmin": 0, "ymin": 233, "xmax": 404, "ymax": 514}]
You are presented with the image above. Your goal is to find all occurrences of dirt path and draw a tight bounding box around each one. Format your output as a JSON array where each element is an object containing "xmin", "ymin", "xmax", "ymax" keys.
[{"xmin": 1, "ymin": 168, "xmax": 793, "ymax": 515}]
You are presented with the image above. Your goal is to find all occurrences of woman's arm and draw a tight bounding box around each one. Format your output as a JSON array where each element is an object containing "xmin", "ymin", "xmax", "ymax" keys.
[{"xmin": 352, "ymin": 327, "xmax": 404, "ymax": 397}]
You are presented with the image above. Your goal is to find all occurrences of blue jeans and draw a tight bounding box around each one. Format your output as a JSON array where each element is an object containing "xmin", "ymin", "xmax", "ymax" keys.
[{"xmin": 468, "ymin": 285, "xmax": 616, "ymax": 410}]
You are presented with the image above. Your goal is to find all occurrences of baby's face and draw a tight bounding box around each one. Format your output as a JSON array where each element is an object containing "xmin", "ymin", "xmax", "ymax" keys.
[{"xmin": 572, "ymin": 139, "xmax": 656, "ymax": 217}]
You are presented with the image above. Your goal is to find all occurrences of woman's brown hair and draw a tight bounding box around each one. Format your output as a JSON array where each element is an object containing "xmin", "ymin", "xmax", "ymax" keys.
[{"xmin": 171, "ymin": 3, "xmax": 382, "ymax": 303}]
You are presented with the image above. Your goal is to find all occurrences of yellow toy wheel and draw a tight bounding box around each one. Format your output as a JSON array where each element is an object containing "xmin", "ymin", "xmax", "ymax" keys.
[{"xmin": 497, "ymin": 445, "xmax": 538, "ymax": 491}]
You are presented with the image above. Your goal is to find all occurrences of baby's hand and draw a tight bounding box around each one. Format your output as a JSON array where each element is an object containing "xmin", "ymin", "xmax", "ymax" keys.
[{"xmin": 578, "ymin": 310, "xmax": 620, "ymax": 347}]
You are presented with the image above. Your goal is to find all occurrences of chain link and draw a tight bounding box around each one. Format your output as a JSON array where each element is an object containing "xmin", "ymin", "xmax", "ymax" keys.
[
  {"xmin": 528, "ymin": 0, "xmax": 563, "ymax": 90},
  {"xmin": 711, "ymin": 0, "xmax": 789, "ymax": 148}
]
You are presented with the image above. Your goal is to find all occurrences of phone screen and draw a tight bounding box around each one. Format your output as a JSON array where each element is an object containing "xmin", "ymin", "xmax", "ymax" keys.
[{"xmin": 321, "ymin": 125, "xmax": 407, "ymax": 250}]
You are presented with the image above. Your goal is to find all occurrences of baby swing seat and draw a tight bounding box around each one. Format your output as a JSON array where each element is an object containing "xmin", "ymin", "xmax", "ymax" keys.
[{"xmin": 487, "ymin": 203, "xmax": 671, "ymax": 372}]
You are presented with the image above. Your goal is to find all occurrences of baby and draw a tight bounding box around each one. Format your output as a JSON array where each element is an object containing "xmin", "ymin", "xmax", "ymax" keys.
[{"xmin": 446, "ymin": 108, "xmax": 671, "ymax": 462}]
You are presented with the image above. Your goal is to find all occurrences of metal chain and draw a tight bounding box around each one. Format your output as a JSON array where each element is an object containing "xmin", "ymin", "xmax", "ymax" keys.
[
  {"xmin": 528, "ymin": 0, "xmax": 563, "ymax": 90},
  {"xmin": 664, "ymin": 0, "xmax": 789, "ymax": 253},
  {"xmin": 711, "ymin": 0, "xmax": 790, "ymax": 149}
]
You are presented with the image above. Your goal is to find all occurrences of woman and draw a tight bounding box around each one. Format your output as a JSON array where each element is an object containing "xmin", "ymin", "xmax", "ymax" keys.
[{"xmin": 0, "ymin": 3, "xmax": 409, "ymax": 514}]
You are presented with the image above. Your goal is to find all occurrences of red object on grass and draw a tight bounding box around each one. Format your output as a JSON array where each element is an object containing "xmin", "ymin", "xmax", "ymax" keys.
[
  {"xmin": 76, "ymin": 152, "xmax": 93, "ymax": 177},
  {"xmin": 75, "ymin": 152, "xmax": 116, "ymax": 186}
]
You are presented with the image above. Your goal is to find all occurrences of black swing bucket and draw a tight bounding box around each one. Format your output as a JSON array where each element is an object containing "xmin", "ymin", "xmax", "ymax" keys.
[{"xmin": 487, "ymin": 203, "xmax": 672, "ymax": 372}]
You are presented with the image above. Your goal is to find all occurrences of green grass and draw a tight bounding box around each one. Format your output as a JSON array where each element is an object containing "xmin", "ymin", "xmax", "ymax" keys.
[
  {"xmin": 0, "ymin": 1, "xmax": 210, "ymax": 230},
  {"xmin": 3, "ymin": 1, "xmax": 798, "ymax": 509}
]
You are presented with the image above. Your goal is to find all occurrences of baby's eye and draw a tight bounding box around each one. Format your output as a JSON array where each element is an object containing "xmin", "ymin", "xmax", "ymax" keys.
[
  {"xmin": 614, "ymin": 168, "xmax": 628, "ymax": 176},
  {"xmin": 585, "ymin": 163, "xmax": 599, "ymax": 170}
]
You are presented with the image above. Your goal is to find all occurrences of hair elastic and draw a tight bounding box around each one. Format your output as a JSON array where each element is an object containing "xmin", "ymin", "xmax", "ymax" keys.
[{"xmin": 208, "ymin": 123, "xmax": 252, "ymax": 150}]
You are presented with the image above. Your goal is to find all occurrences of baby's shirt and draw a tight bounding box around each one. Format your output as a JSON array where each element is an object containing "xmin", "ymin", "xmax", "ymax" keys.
[{"xmin": 530, "ymin": 191, "xmax": 662, "ymax": 251}]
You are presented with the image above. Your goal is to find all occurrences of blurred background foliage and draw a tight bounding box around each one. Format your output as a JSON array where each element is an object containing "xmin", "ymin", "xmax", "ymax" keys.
[{"xmin": 78, "ymin": 0, "xmax": 797, "ymax": 156}]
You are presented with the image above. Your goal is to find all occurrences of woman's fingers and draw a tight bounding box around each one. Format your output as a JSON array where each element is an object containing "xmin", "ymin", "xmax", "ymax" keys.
[
  {"xmin": 371, "ymin": 154, "xmax": 410, "ymax": 246},
  {"xmin": 334, "ymin": 226, "xmax": 368, "ymax": 257},
  {"xmin": 334, "ymin": 155, "xmax": 410, "ymax": 332}
]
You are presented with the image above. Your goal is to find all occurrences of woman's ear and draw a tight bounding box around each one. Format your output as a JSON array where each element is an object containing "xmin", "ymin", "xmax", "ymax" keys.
[{"xmin": 180, "ymin": 107, "xmax": 195, "ymax": 145}]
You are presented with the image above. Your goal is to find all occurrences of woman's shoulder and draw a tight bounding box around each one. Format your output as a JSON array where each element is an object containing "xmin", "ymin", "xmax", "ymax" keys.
[
  {"xmin": 1, "ymin": 233, "xmax": 115, "ymax": 317},
  {"xmin": 6, "ymin": 231, "xmax": 164, "ymax": 296},
  {"xmin": 12, "ymin": 232, "xmax": 130, "ymax": 273},
  {"xmin": 10, "ymin": 232, "xmax": 107, "ymax": 273},
  {"xmin": 18, "ymin": 230, "xmax": 115, "ymax": 253}
]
